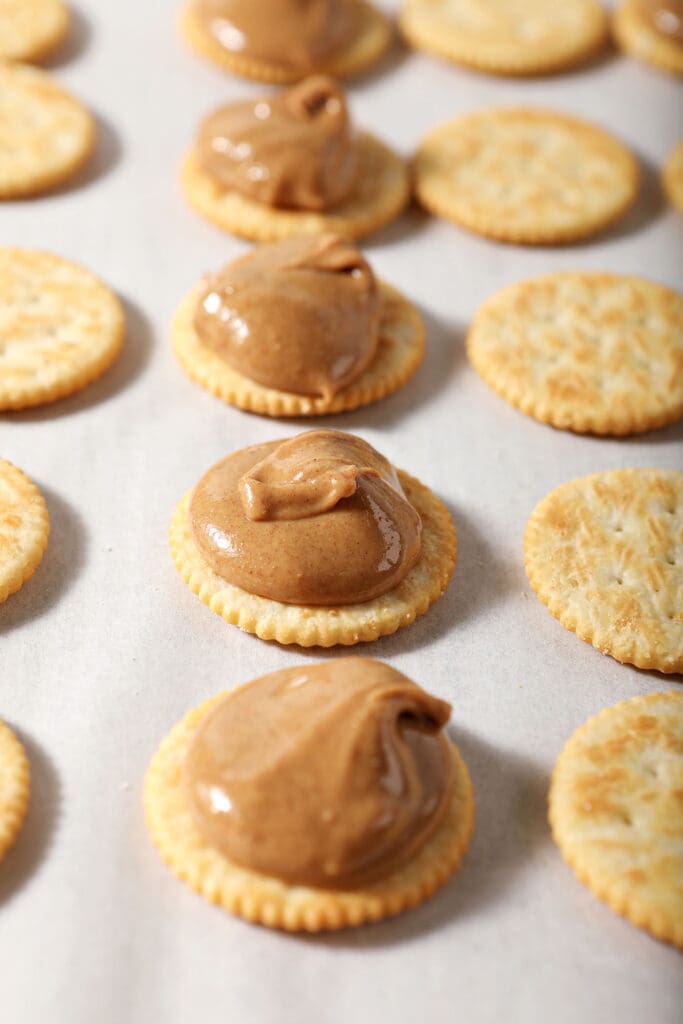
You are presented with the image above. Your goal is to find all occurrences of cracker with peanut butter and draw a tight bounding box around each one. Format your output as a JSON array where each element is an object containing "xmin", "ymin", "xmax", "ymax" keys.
[
  {"xmin": 0, "ymin": 62, "xmax": 95, "ymax": 198},
  {"xmin": 181, "ymin": 132, "xmax": 410, "ymax": 242},
  {"xmin": 0, "ymin": 721, "xmax": 30, "ymax": 864},
  {"xmin": 467, "ymin": 273, "xmax": 683, "ymax": 436},
  {"xmin": 0, "ymin": 248, "xmax": 125, "ymax": 411},
  {"xmin": 0, "ymin": 460, "xmax": 49, "ymax": 605},
  {"xmin": 180, "ymin": 0, "xmax": 391, "ymax": 83},
  {"xmin": 664, "ymin": 139, "xmax": 683, "ymax": 215},
  {"xmin": 0, "ymin": 0, "xmax": 69, "ymax": 62},
  {"xmin": 144, "ymin": 675, "xmax": 475, "ymax": 933},
  {"xmin": 524, "ymin": 468, "xmax": 683, "ymax": 674},
  {"xmin": 399, "ymin": 0, "xmax": 608, "ymax": 76},
  {"xmin": 613, "ymin": 0, "xmax": 683, "ymax": 76},
  {"xmin": 414, "ymin": 108, "xmax": 639, "ymax": 245},
  {"xmin": 172, "ymin": 280, "xmax": 425, "ymax": 417},
  {"xmin": 549, "ymin": 691, "xmax": 683, "ymax": 949}
]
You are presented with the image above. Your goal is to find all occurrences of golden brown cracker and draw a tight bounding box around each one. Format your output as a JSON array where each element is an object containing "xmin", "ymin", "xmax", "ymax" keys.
[
  {"xmin": 169, "ymin": 470, "xmax": 457, "ymax": 647},
  {"xmin": 0, "ymin": 459, "xmax": 49, "ymax": 604},
  {"xmin": 414, "ymin": 108, "xmax": 639, "ymax": 245},
  {"xmin": 0, "ymin": 720, "xmax": 30, "ymax": 863},
  {"xmin": 172, "ymin": 280, "xmax": 425, "ymax": 416},
  {"xmin": 0, "ymin": 0, "xmax": 69, "ymax": 62},
  {"xmin": 663, "ymin": 139, "xmax": 683, "ymax": 215},
  {"xmin": 144, "ymin": 691, "xmax": 474, "ymax": 930},
  {"xmin": 524, "ymin": 468, "xmax": 683, "ymax": 674},
  {"xmin": 400, "ymin": 0, "xmax": 608, "ymax": 76},
  {"xmin": 180, "ymin": 0, "xmax": 391, "ymax": 83},
  {"xmin": 467, "ymin": 273, "xmax": 683, "ymax": 435},
  {"xmin": 613, "ymin": 0, "xmax": 683, "ymax": 76},
  {"xmin": 0, "ymin": 61, "xmax": 95, "ymax": 198},
  {"xmin": 180, "ymin": 131, "xmax": 410, "ymax": 242},
  {"xmin": 0, "ymin": 248, "xmax": 125, "ymax": 411},
  {"xmin": 549, "ymin": 691, "xmax": 683, "ymax": 948}
]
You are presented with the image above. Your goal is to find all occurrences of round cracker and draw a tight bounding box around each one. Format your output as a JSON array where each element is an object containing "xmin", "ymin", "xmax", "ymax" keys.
[
  {"xmin": 467, "ymin": 273, "xmax": 683, "ymax": 436},
  {"xmin": 414, "ymin": 108, "xmax": 639, "ymax": 245},
  {"xmin": 0, "ymin": 249, "xmax": 125, "ymax": 411},
  {"xmin": 524, "ymin": 468, "xmax": 683, "ymax": 674},
  {"xmin": 549, "ymin": 691, "xmax": 683, "ymax": 949},
  {"xmin": 180, "ymin": 0, "xmax": 391, "ymax": 83},
  {"xmin": 0, "ymin": 61, "xmax": 94, "ymax": 198},
  {"xmin": 0, "ymin": 0, "xmax": 69, "ymax": 62},
  {"xmin": 180, "ymin": 131, "xmax": 410, "ymax": 242},
  {"xmin": 663, "ymin": 138, "xmax": 683, "ymax": 216},
  {"xmin": 144, "ymin": 691, "xmax": 474, "ymax": 931},
  {"xmin": 0, "ymin": 720, "xmax": 30, "ymax": 863},
  {"xmin": 613, "ymin": 0, "xmax": 683, "ymax": 76},
  {"xmin": 399, "ymin": 0, "xmax": 608, "ymax": 77},
  {"xmin": 0, "ymin": 460, "xmax": 49, "ymax": 604},
  {"xmin": 172, "ymin": 280, "xmax": 425, "ymax": 416},
  {"xmin": 169, "ymin": 470, "xmax": 457, "ymax": 647}
]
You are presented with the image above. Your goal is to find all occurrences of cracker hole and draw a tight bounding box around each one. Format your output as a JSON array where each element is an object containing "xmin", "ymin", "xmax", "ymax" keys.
[{"xmin": 614, "ymin": 525, "xmax": 623, "ymax": 533}]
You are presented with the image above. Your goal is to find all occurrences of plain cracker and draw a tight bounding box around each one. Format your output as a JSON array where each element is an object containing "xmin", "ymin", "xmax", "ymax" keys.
[
  {"xmin": 399, "ymin": 0, "xmax": 608, "ymax": 76},
  {"xmin": 0, "ymin": 460, "xmax": 49, "ymax": 605},
  {"xmin": 169, "ymin": 470, "xmax": 457, "ymax": 647},
  {"xmin": 467, "ymin": 273, "xmax": 683, "ymax": 435},
  {"xmin": 180, "ymin": 0, "xmax": 391, "ymax": 83},
  {"xmin": 613, "ymin": 0, "xmax": 683, "ymax": 76},
  {"xmin": 0, "ymin": 0, "xmax": 69, "ymax": 62},
  {"xmin": 0, "ymin": 721, "xmax": 30, "ymax": 863},
  {"xmin": 181, "ymin": 131, "xmax": 410, "ymax": 242},
  {"xmin": 172, "ymin": 281, "xmax": 425, "ymax": 416},
  {"xmin": 414, "ymin": 108, "xmax": 639, "ymax": 245},
  {"xmin": 144, "ymin": 691, "xmax": 474, "ymax": 931},
  {"xmin": 524, "ymin": 468, "xmax": 683, "ymax": 674},
  {"xmin": 0, "ymin": 61, "xmax": 95, "ymax": 198},
  {"xmin": 549, "ymin": 691, "xmax": 683, "ymax": 948}
]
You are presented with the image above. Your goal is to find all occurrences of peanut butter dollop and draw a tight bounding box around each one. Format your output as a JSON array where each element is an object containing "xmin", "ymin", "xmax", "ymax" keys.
[
  {"xmin": 183, "ymin": 658, "xmax": 455, "ymax": 889},
  {"xmin": 189, "ymin": 430, "xmax": 422, "ymax": 605},
  {"xmin": 192, "ymin": 0, "xmax": 358, "ymax": 76},
  {"xmin": 196, "ymin": 76, "xmax": 358, "ymax": 210},
  {"xmin": 194, "ymin": 235, "xmax": 380, "ymax": 400},
  {"xmin": 636, "ymin": 0, "xmax": 683, "ymax": 41}
]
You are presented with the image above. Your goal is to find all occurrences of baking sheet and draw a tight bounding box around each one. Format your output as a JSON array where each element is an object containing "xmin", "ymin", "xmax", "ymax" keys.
[{"xmin": 1, "ymin": 2, "xmax": 682, "ymax": 1021}]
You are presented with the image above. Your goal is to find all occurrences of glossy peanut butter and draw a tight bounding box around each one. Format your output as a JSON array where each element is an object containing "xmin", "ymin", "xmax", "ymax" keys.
[
  {"xmin": 193, "ymin": 0, "xmax": 358, "ymax": 76},
  {"xmin": 636, "ymin": 0, "xmax": 683, "ymax": 41},
  {"xmin": 196, "ymin": 76, "xmax": 358, "ymax": 210},
  {"xmin": 194, "ymin": 235, "xmax": 380, "ymax": 400},
  {"xmin": 183, "ymin": 658, "xmax": 455, "ymax": 888},
  {"xmin": 189, "ymin": 430, "xmax": 422, "ymax": 605}
]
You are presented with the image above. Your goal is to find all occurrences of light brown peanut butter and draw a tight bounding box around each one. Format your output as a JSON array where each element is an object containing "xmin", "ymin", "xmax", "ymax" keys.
[
  {"xmin": 192, "ymin": 0, "xmax": 359, "ymax": 76},
  {"xmin": 196, "ymin": 76, "xmax": 359, "ymax": 210},
  {"xmin": 636, "ymin": 0, "xmax": 683, "ymax": 41},
  {"xmin": 189, "ymin": 430, "xmax": 422, "ymax": 605},
  {"xmin": 183, "ymin": 658, "xmax": 455, "ymax": 889},
  {"xmin": 194, "ymin": 235, "xmax": 380, "ymax": 400}
]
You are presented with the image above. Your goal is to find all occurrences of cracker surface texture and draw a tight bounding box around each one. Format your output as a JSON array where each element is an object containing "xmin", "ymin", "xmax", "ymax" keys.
[
  {"xmin": 180, "ymin": 0, "xmax": 391, "ymax": 82},
  {"xmin": 613, "ymin": 0, "xmax": 683, "ymax": 75},
  {"xmin": 169, "ymin": 470, "xmax": 457, "ymax": 647},
  {"xmin": 0, "ymin": 248, "xmax": 125, "ymax": 410},
  {"xmin": 181, "ymin": 132, "xmax": 410, "ymax": 242},
  {"xmin": 0, "ymin": 61, "xmax": 95, "ymax": 197},
  {"xmin": 400, "ymin": 0, "xmax": 608, "ymax": 76},
  {"xmin": 172, "ymin": 281, "xmax": 425, "ymax": 416},
  {"xmin": 144, "ymin": 692, "xmax": 474, "ymax": 931},
  {"xmin": 414, "ymin": 108, "xmax": 639, "ymax": 245},
  {"xmin": 524, "ymin": 468, "xmax": 683, "ymax": 673},
  {"xmin": 467, "ymin": 273, "xmax": 683, "ymax": 435},
  {"xmin": 664, "ymin": 139, "xmax": 683, "ymax": 216},
  {"xmin": 550, "ymin": 691, "xmax": 683, "ymax": 948},
  {"xmin": 0, "ymin": 721, "xmax": 30, "ymax": 863},
  {"xmin": 0, "ymin": 460, "xmax": 49, "ymax": 604},
  {"xmin": 0, "ymin": 0, "xmax": 69, "ymax": 62}
]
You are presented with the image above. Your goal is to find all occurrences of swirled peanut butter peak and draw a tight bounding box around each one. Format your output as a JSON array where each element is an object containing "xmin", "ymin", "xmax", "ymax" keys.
[
  {"xmin": 189, "ymin": 430, "xmax": 422, "ymax": 605},
  {"xmin": 196, "ymin": 76, "xmax": 358, "ymax": 209},
  {"xmin": 183, "ymin": 658, "xmax": 455, "ymax": 888},
  {"xmin": 192, "ymin": 0, "xmax": 359, "ymax": 74},
  {"xmin": 194, "ymin": 234, "xmax": 380, "ymax": 400},
  {"xmin": 636, "ymin": 0, "xmax": 683, "ymax": 41}
]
